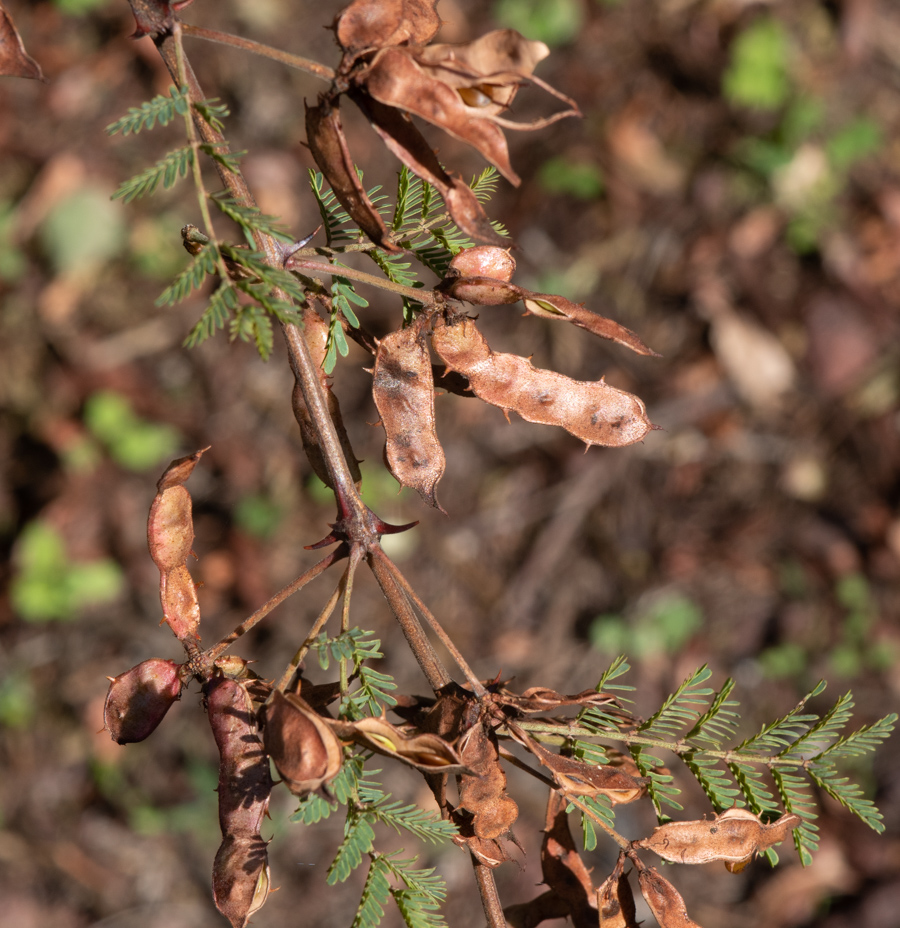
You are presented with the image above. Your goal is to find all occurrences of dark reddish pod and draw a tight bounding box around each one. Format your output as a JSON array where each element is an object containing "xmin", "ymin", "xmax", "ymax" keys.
[
  {"xmin": 206, "ymin": 676, "xmax": 273, "ymax": 927},
  {"xmin": 212, "ymin": 834, "xmax": 270, "ymax": 928},
  {"xmin": 103, "ymin": 658, "xmax": 182, "ymax": 744}
]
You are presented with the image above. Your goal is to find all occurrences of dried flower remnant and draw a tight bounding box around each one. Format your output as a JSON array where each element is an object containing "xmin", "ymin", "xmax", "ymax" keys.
[
  {"xmin": 432, "ymin": 315, "xmax": 654, "ymax": 448},
  {"xmin": 147, "ymin": 448, "xmax": 209, "ymax": 643},
  {"xmin": 372, "ymin": 323, "xmax": 446, "ymax": 510},
  {"xmin": 103, "ymin": 658, "xmax": 182, "ymax": 744},
  {"xmin": 206, "ymin": 676, "xmax": 273, "ymax": 928},
  {"xmin": 634, "ymin": 807, "xmax": 801, "ymax": 870},
  {"xmin": 263, "ymin": 690, "xmax": 343, "ymax": 795}
]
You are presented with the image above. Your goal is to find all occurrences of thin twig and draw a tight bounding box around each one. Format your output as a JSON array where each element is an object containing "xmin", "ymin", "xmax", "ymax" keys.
[
  {"xmin": 276, "ymin": 562, "xmax": 349, "ymax": 693},
  {"xmin": 182, "ymin": 22, "xmax": 335, "ymax": 82},
  {"xmin": 207, "ymin": 547, "xmax": 344, "ymax": 659},
  {"xmin": 472, "ymin": 858, "xmax": 507, "ymax": 928},
  {"xmin": 367, "ymin": 543, "xmax": 451, "ymax": 693},
  {"xmin": 286, "ymin": 256, "xmax": 434, "ymax": 303},
  {"xmin": 372, "ymin": 546, "xmax": 486, "ymax": 697}
]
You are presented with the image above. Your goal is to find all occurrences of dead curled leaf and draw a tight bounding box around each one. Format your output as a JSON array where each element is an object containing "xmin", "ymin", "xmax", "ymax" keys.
[
  {"xmin": 292, "ymin": 301, "xmax": 362, "ymax": 489},
  {"xmin": 635, "ymin": 858, "xmax": 703, "ymax": 928},
  {"xmin": 147, "ymin": 448, "xmax": 209, "ymax": 643},
  {"xmin": 0, "ymin": 3, "xmax": 45, "ymax": 80},
  {"xmin": 263, "ymin": 690, "xmax": 343, "ymax": 796},
  {"xmin": 634, "ymin": 808, "xmax": 801, "ymax": 870},
  {"xmin": 372, "ymin": 323, "xmax": 446, "ymax": 510},
  {"xmin": 103, "ymin": 658, "xmax": 182, "ymax": 744},
  {"xmin": 431, "ymin": 314, "xmax": 654, "ymax": 448}
]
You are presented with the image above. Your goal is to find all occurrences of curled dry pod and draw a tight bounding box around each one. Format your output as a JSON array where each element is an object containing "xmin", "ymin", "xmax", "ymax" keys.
[
  {"xmin": 103, "ymin": 658, "xmax": 182, "ymax": 744},
  {"xmin": 432, "ymin": 315, "xmax": 654, "ymax": 448},
  {"xmin": 597, "ymin": 852, "xmax": 638, "ymax": 928},
  {"xmin": 335, "ymin": 715, "xmax": 466, "ymax": 772},
  {"xmin": 292, "ymin": 302, "xmax": 362, "ymax": 489},
  {"xmin": 635, "ymin": 807, "xmax": 801, "ymax": 869},
  {"xmin": 372, "ymin": 324, "xmax": 446, "ymax": 510},
  {"xmin": 449, "ymin": 245, "xmax": 516, "ymax": 282},
  {"xmin": 636, "ymin": 862, "xmax": 703, "ymax": 928},
  {"xmin": 305, "ymin": 97, "xmax": 400, "ymax": 253},
  {"xmin": 263, "ymin": 690, "xmax": 343, "ymax": 795},
  {"xmin": 442, "ymin": 275, "xmax": 523, "ymax": 306},
  {"xmin": 212, "ymin": 834, "xmax": 270, "ymax": 928},
  {"xmin": 521, "ymin": 293, "xmax": 659, "ymax": 357}
]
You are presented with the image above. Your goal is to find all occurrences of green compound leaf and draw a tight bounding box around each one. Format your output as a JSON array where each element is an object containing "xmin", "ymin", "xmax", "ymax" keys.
[
  {"xmin": 113, "ymin": 147, "xmax": 194, "ymax": 203},
  {"xmin": 106, "ymin": 86, "xmax": 189, "ymax": 137}
]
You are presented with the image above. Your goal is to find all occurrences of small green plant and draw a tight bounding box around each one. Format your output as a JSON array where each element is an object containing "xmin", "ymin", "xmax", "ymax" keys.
[{"xmin": 11, "ymin": 520, "xmax": 123, "ymax": 622}]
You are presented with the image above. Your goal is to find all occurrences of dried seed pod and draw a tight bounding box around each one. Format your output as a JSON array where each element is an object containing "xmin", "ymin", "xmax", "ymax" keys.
[
  {"xmin": 148, "ymin": 448, "xmax": 208, "ymax": 643},
  {"xmin": 372, "ymin": 324, "xmax": 446, "ymax": 510},
  {"xmin": 305, "ymin": 97, "xmax": 400, "ymax": 253},
  {"xmin": 263, "ymin": 690, "xmax": 343, "ymax": 796},
  {"xmin": 457, "ymin": 722, "xmax": 518, "ymax": 839},
  {"xmin": 636, "ymin": 862, "xmax": 703, "ymax": 928},
  {"xmin": 541, "ymin": 790, "xmax": 597, "ymax": 928},
  {"xmin": 634, "ymin": 808, "xmax": 801, "ymax": 868},
  {"xmin": 206, "ymin": 677, "xmax": 273, "ymax": 928},
  {"xmin": 292, "ymin": 302, "xmax": 362, "ymax": 489},
  {"xmin": 432, "ymin": 315, "xmax": 653, "ymax": 448},
  {"xmin": 521, "ymin": 293, "xmax": 659, "ymax": 356},
  {"xmin": 335, "ymin": 0, "xmax": 441, "ymax": 52},
  {"xmin": 529, "ymin": 741, "xmax": 648, "ymax": 804},
  {"xmin": 212, "ymin": 834, "xmax": 270, "ymax": 928},
  {"xmin": 103, "ymin": 658, "xmax": 182, "ymax": 744},
  {"xmin": 0, "ymin": 6, "xmax": 45, "ymax": 80},
  {"xmin": 449, "ymin": 246, "xmax": 516, "ymax": 282},
  {"xmin": 597, "ymin": 852, "xmax": 638, "ymax": 928}
]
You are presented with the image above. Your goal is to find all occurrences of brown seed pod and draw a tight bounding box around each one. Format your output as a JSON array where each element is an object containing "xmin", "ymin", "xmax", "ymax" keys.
[
  {"xmin": 103, "ymin": 658, "xmax": 182, "ymax": 744},
  {"xmin": 635, "ymin": 807, "xmax": 801, "ymax": 869},
  {"xmin": 335, "ymin": 0, "xmax": 441, "ymax": 52},
  {"xmin": 457, "ymin": 721, "xmax": 518, "ymax": 840},
  {"xmin": 263, "ymin": 690, "xmax": 343, "ymax": 796},
  {"xmin": 597, "ymin": 852, "xmax": 638, "ymax": 928},
  {"xmin": 636, "ymin": 860, "xmax": 703, "ymax": 928},
  {"xmin": 148, "ymin": 448, "xmax": 208, "ymax": 643},
  {"xmin": 431, "ymin": 314, "xmax": 654, "ymax": 448},
  {"xmin": 449, "ymin": 245, "xmax": 516, "ymax": 282},
  {"xmin": 372, "ymin": 324, "xmax": 446, "ymax": 510}
]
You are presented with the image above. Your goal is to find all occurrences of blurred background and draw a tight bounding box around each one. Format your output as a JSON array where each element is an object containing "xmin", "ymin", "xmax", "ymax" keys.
[{"xmin": 0, "ymin": 0, "xmax": 898, "ymax": 926}]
